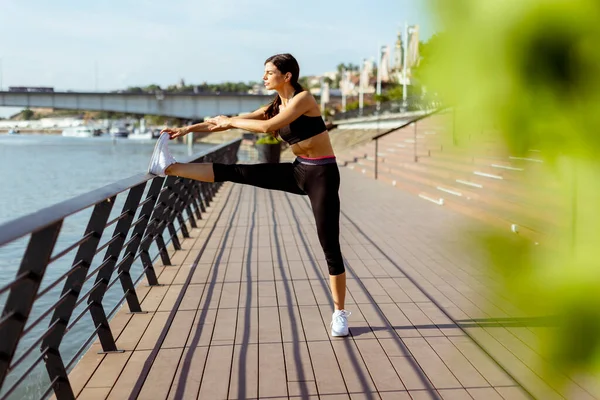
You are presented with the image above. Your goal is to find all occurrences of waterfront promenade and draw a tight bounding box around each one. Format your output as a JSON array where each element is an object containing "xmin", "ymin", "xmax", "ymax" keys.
[
  {"xmin": 63, "ymin": 165, "xmax": 582, "ymax": 400},
  {"xmin": 2, "ymin": 114, "xmax": 598, "ymax": 400}
]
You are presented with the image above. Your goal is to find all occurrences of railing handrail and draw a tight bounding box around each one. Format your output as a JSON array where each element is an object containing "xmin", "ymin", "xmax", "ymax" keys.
[
  {"xmin": 332, "ymin": 95, "xmax": 441, "ymax": 121},
  {"xmin": 370, "ymin": 107, "xmax": 451, "ymax": 180},
  {"xmin": 0, "ymin": 138, "xmax": 240, "ymax": 247},
  {"xmin": 371, "ymin": 106, "xmax": 449, "ymax": 141}
]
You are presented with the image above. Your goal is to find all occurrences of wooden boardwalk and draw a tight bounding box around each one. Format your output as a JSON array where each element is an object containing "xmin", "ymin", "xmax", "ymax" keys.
[{"xmin": 65, "ymin": 166, "xmax": 597, "ymax": 400}]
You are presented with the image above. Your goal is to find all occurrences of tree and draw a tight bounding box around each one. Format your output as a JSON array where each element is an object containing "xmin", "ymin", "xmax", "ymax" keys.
[
  {"xmin": 125, "ymin": 86, "xmax": 144, "ymax": 93},
  {"xmin": 145, "ymin": 84, "xmax": 162, "ymax": 92},
  {"xmin": 21, "ymin": 108, "xmax": 34, "ymax": 120},
  {"xmin": 298, "ymin": 77, "xmax": 310, "ymax": 89}
]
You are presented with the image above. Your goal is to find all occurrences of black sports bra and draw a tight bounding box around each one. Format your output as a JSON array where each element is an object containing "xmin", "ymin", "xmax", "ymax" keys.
[
  {"xmin": 276, "ymin": 91, "xmax": 327, "ymax": 145},
  {"xmin": 277, "ymin": 114, "xmax": 327, "ymax": 145}
]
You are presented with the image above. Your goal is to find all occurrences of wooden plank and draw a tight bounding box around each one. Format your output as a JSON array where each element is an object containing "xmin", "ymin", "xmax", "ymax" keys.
[
  {"xmin": 166, "ymin": 347, "xmax": 209, "ymax": 400},
  {"xmin": 228, "ymin": 343, "xmax": 258, "ymax": 400},
  {"xmin": 495, "ymin": 386, "xmax": 533, "ymax": 400},
  {"xmin": 376, "ymin": 302, "xmax": 421, "ymax": 339},
  {"xmin": 85, "ymin": 351, "xmax": 131, "ymax": 389},
  {"xmin": 353, "ymin": 339, "xmax": 406, "ymax": 392},
  {"xmin": 283, "ymin": 341, "xmax": 316, "ymax": 385},
  {"xmin": 401, "ymin": 337, "xmax": 462, "ymax": 389},
  {"xmin": 197, "ymin": 344, "xmax": 234, "ymax": 399},
  {"xmin": 186, "ymin": 308, "xmax": 217, "ymax": 348},
  {"xmin": 279, "ymin": 305, "xmax": 306, "ymax": 343},
  {"xmin": 330, "ymin": 340, "xmax": 378, "ymax": 395},
  {"xmin": 106, "ymin": 350, "xmax": 149, "ymax": 399},
  {"xmin": 258, "ymin": 343, "xmax": 288, "ymax": 398},
  {"xmin": 78, "ymin": 387, "xmax": 111, "ymax": 399},
  {"xmin": 115, "ymin": 312, "xmax": 153, "ymax": 351},
  {"xmin": 425, "ymin": 336, "xmax": 489, "ymax": 388},
  {"xmin": 137, "ymin": 348, "xmax": 183, "ymax": 400},
  {"xmin": 211, "ymin": 307, "xmax": 238, "ymax": 346},
  {"xmin": 467, "ymin": 387, "xmax": 504, "ymax": 400},
  {"xmin": 161, "ymin": 310, "xmax": 195, "ymax": 349},
  {"xmin": 379, "ymin": 391, "xmax": 412, "ymax": 399},
  {"xmin": 136, "ymin": 312, "xmax": 170, "ymax": 350},
  {"xmin": 448, "ymin": 335, "xmax": 514, "ymax": 387},
  {"xmin": 235, "ymin": 305, "xmax": 258, "ymax": 345},
  {"xmin": 308, "ymin": 341, "xmax": 348, "ymax": 396},
  {"xmin": 178, "ymin": 283, "xmax": 204, "ymax": 311},
  {"xmin": 258, "ymin": 303, "xmax": 281, "ymax": 343},
  {"xmin": 70, "ymin": 343, "xmax": 105, "ymax": 397},
  {"xmin": 438, "ymin": 388, "xmax": 474, "ymax": 399},
  {"xmin": 299, "ymin": 305, "xmax": 329, "ymax": 342}
]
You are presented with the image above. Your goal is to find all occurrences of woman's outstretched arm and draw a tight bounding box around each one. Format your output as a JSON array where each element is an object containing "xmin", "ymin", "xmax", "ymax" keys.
[
  {"xmin": 161, "ymin": 121, "xmax": 220, "ymax": 139},
  {"xmin": 162, "ymin": 105, "xmax": 269, "ymax": 139},
  {"xmin": 207, "ymin": 92, "xmax": 316, "ymax": 133}
]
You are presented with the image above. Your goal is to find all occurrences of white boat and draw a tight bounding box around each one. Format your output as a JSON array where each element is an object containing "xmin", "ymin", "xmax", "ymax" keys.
[
  {"xmin": 62, "ymin": 127, "xmax": 95, "ymax": 138},
  {"xmin": 8, "ymin": 129, "xmax": 19, "ymax": 135},
  {"xmin": 109, "ymin": 126, "xmax": 129, "ymax": 138},
  {"xmin": 128, "ymin": 129, "xmax": 153, "ymax": 140}
]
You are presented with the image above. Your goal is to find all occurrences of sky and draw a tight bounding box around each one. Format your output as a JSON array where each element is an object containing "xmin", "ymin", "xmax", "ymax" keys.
[{"xmin": 0, "ymin": 0, "xmax": 436, "ymax": 117}]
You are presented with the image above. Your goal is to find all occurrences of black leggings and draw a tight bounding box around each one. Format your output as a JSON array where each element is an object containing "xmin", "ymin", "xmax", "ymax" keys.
[{"xmin": 213, "ymin": 159, "xmax": 345, "ymax": 276}]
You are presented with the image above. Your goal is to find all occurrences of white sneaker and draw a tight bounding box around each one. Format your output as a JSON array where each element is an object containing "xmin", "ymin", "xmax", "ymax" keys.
[
  {"xmin": 330, "ymin": 309, "xmax": 351, "ymax": 337},
  {"xmin": 148, "ymin": 133, "xmax": 176, "ymax": 177}
]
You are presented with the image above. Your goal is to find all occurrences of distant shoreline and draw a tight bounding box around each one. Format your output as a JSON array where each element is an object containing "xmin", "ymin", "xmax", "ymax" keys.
[{"xmin": 0, "ymin": 128, "xmax": 62, "ymax": 134}]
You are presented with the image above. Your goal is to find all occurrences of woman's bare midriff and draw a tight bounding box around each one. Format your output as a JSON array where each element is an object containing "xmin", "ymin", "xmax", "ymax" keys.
[{"xmin": 289, "ymin": 130, "xmax": 335, "ymax": 158}]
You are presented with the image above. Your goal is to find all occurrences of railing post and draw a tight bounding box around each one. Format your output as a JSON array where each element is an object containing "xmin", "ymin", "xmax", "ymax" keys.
[
  {"xmin": 89, "ymin": 184, "xmax": 145, "ymax": 353},
  {"xmin": 159, "ymin": 177, "xmax": 183, "ymax": 250},
  {"xmin": 197, "ymin": 182, "xmax": 207, "ymax": 214},
  {"xmin": 166, "ymin": 178, "xmax": 190, "ymax": 240},
  {"xmin": 139, "ymin": 182, "xmax": 174, "ymax": 271},
  {"xmin": 42, "ymin": 198, "xmax": 114, "ymax": 400},
  {"xmin": 178, "ymin": 178, "xmax": 200, "ymax": 227},
  {"xmin": 414, "ymin": 121, "xmax": 418, "ymax": 162},
  {"xmin": 118, "ymin": 178, "xmax": 164, "ymax": 310},
  {"xmin": 374, "ymin": 139, "xmax": 379, "ymax": 180},
  {"xmin": 0, "ymin": 222, "xmax": 62, "ymax": 390}
]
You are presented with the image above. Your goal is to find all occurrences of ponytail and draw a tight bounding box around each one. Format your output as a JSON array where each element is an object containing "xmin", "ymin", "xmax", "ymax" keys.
[
  {"xmin": 264, "ymin": 94, "xmax": 281, "ymax": 120},
  {"xmin": 263, "ymin": 82, "xmax": 305, "ymax": 120}
]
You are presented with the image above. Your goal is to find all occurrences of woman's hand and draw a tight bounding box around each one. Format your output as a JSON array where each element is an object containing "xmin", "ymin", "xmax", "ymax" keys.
[
  {"xmin": 206, "ymin": 116, "xmax": 232, "ymax": 131},
  {"xmin": 160, "ymin": 126, "xmax": 189, "ymax": 140}
]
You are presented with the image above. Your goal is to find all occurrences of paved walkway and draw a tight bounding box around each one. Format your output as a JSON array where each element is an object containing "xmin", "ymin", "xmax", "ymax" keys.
[{"xmin": 66, "ymin": 166, "xmax": 598, "ymax": 400}]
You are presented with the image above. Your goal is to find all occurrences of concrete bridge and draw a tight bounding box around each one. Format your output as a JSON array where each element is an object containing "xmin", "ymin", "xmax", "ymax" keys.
[{"xmin": 0, "ymin": 91, "xmax": 274, "ymax": 119}]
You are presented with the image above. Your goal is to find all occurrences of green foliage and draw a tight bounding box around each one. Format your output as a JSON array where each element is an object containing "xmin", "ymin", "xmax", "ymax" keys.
[
  {"xmin": 336, "ymin": 63, "xmax": 359, "ymax": 75},
  {"xmin": 380, "ymin": 84, "xmax": 404, "ymax": 102},
  {"xmin": 411, "ymin": 33, "xmax": 446, "ymax": 86},
  {"xmin": 21, "ymin": 109, "xmax": 34, "ymax": 120},
  {"xmin": 255, "ymin": 134, "xmax": 281, "ymax": 145},
  {"xmin": 298, "ymin": 77, "xmax": 310, "ymax": 89},
  {"xmin": 429, "ymin": 0, "xmax": 600, "ymax": 391},
  {"xmin": 122, "ymin": 82, "xmax": 257, "ymax": 95},
  {"xmin": 345, "ymin": 100, "xmax": 360, "ymax": 111}
]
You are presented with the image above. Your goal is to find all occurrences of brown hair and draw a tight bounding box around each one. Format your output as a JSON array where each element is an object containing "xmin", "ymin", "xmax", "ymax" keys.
[{"xmin": 263, "ymin": 53, "xmax": 305, "ymax": 120}]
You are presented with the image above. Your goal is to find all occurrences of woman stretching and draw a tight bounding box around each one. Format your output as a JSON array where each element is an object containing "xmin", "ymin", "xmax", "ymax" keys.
[{"xmin": 148, "ymin": 53, "xmax": 350, "ymax": 337}]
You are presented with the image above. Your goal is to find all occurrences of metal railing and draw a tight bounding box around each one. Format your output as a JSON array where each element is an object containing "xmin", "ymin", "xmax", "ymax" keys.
[
  {"xmin": 372, "ymin": 107, "xmax": 449, "ymax": 180},
  {"xmin": 0, "ymin": 139, "xmax": 242, "ymax": 400},
  {"xmin": 333, "ymin": 96, "xmax": 443, "ymax": 121}
]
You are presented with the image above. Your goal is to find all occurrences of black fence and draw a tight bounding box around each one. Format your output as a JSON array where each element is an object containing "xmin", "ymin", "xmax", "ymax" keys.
[
  {"xmin": 332, "ymin": 95, "xmax": 443, "ymax": 121},
  {"xmin": 0, "ymin": 139, "xmax": 241, "ymax": 399}
]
